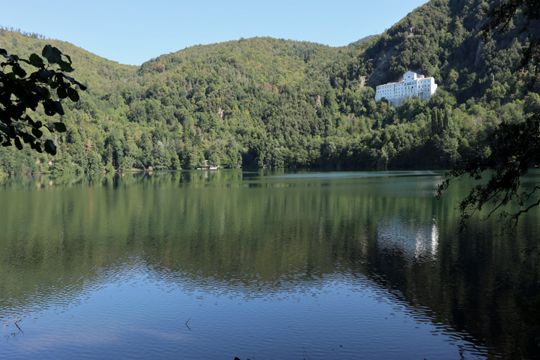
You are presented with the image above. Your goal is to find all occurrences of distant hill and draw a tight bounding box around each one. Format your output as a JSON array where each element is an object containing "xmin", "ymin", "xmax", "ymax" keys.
[
  {"xmin": 360, "ymin": 0, "xmax": 528, "ymax": 103},
  {"xmin": 0, "ymin": 0, "xmax": 534, "ymax": 175},
  {"xmin": 0, "ymin": 27, "xmax": 136, "ymax": 91},
  {"xmin": 347, "ymin": 35, "xmax": 379, "ymax": 48}
]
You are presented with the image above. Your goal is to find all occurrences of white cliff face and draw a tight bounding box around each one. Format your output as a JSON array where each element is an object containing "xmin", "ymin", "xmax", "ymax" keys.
[{"xmin": 375, "ymin": 71, "xmax": 438, "ymax": 106}]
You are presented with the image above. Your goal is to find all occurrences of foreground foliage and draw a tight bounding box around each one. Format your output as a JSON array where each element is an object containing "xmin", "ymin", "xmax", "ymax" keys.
[{"xmin": 0, "ymin": 45, "xmax": 85, "ymax": 155}]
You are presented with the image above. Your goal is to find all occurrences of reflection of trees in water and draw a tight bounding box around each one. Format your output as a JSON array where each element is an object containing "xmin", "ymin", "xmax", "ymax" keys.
[
  {"xmin": 368, "ymin": 211, "xmax": 540, "ymax": 359},
  {"xmin": 0, "ymin": 172, "xmax": 538, "ymax": 357}
]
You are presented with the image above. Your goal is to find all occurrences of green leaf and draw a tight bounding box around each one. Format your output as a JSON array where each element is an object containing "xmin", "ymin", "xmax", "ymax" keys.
[
  {"xmin": 35, "ymin": 86, "xmax": 51, "ymax": 100},
  {"xmin": 43, "ymin": 100, "xmax": 57, "ymax": 116},
  {"xmin": 42, "ymin": 45, "xmax": 62, "ymax": 64},
  {"xmin": 44, "ymin": 139, "xmax": 57, "ymax": 155},
  {"xmin": 49, "ymin": 78, "xmax": 60, "ymax": 89},
  {"xmin": 24, "ymin": 115, "xmax": 35, "ymax": 127},
  {"xmin": 29, "ymin": 53, "xmax": 44, "ymax": 67},
  {"xmin": 64, "ymin": 75, "xmax": 88, "ymax": 91},
  {"xmin": 57, "ymin": 86, "xmax": 68, "ymax": 99},
  {"xmin": 53, "ymin": 122, "xmax": 67, "ymax": 132},
  {"xmin": 14, "ymin": 137, "xmax": 22, "ymax": 150},
  {"xmin": 58, "ymin": 60, "xmax": 74, "ymax": 72},
  {"xmin": 22, "ymin": 133, "xmax": 35, "ymax": 143},
  {"xmin": 6, "ymin": 125, "xmax": 16, "ymax": 138},
  {"xmin": 32, "ymin": 128, "xmax": 43, "ymax": 139},
  {"xmin": 67, "ymin": 87, "xmax": 80, "ymax": 102},
  {"xmin": 12, "ymin": 64, "xmax": 26, "ymax": 78},
  {"xmin": 54, "ymin": 101, "xmax": 64, "ymax": 115},
  {"xmin": 36, "ymin": 68, "xmax": 54, "ymax": 82}
]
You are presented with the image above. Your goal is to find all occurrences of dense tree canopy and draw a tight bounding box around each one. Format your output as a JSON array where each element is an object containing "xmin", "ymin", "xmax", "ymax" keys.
[
  {"xmin": 438, "ymin": 0, "xmax": 540, "ymax": 225},
  {"xmin": 0, "ymin": 0, "xmax": 536, "ymax": 182}
]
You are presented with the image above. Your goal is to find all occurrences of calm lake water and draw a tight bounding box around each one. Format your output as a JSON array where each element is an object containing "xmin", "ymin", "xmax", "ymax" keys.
[{"xmin": 0, "ymin": 171, "xmax": 539, "ymax": 359}]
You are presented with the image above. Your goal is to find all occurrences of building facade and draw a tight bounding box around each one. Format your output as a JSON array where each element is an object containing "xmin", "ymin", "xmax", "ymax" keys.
[{"xmin": 375, "ymin": 71, "xmax": 438, "ymax": 106}]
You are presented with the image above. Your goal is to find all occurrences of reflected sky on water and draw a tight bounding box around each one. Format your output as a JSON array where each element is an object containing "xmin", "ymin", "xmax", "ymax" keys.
[{"xmin": 0, "ymin": 170, "xmax": 539, "ymax": 359}]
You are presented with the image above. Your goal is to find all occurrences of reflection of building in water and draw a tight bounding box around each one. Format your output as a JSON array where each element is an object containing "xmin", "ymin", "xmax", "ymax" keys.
[{"xmin": 377, "ymin": 218, "xmax": 439, "ymax": 259}]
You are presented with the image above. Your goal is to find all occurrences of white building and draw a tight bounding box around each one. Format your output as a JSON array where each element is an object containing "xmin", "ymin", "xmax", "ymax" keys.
[{"xmin": 375, "ymin": 71, "xmax": 438, "ymax": 106}]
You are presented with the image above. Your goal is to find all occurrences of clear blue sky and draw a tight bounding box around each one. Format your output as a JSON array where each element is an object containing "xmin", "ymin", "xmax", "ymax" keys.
[{"xmin": 2, "ymin": 0, "xmax": 427, "ymax": 65}]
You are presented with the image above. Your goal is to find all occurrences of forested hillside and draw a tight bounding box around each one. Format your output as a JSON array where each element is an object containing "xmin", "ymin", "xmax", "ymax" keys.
[
  {"xmin": 0, "ymin": 28, "xmax": 139, "ymax": 175},
  {"xmin": 0, "ymin": 0, "xmax": 537, "ymax": 175}
]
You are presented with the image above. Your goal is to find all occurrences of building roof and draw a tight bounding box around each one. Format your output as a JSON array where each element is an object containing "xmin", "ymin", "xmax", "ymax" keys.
[{"xmin": 375, "ymin": 72, "xmax": 435, "ymax": 89}]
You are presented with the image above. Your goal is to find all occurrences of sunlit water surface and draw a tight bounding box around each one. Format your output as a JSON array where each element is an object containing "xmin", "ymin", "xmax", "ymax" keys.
[{"xmin": 1, "ymin": 171, "xmax": 539, "ymax": 359}]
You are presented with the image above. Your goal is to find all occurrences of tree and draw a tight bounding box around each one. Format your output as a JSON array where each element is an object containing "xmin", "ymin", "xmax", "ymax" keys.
[
  {"xmin": 438, "ymin": 0, "xmax": 540, "ymax": 226},
  {"xmin": 0, "ymin": 45, "xmax": 85, "ymax": 155}
]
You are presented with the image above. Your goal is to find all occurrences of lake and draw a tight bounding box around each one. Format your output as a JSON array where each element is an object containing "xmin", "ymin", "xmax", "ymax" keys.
[{"xmin": 0, "ymin": 171, "xmax": 539, "ymax": 359}]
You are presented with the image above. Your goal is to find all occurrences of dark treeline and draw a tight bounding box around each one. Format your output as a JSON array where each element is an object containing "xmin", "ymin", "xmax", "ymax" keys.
[{"xmin": 0, "ymin": 0, "xmax": 537, "ymax": 175}]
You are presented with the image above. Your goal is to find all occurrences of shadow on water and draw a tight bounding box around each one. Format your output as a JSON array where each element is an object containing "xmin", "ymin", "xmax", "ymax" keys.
[{"xmin": 0, "ymin": 170, "xmax": 539, "ymax": 358}]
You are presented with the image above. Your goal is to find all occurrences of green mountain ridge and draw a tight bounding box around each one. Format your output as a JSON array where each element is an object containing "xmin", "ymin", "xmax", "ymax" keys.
[
  {"xmin": 0, "ymin": 0, "xmax": 536, "ymax": 175},
  {"xmin": 0, "ymin": 27, "xmax": 137, "ymax": 89}
]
